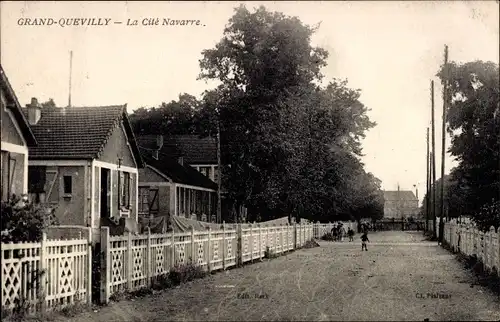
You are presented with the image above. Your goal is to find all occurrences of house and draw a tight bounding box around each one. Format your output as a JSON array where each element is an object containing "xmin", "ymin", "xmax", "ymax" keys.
[
  {"xmin": 383, "ymin": 189, "xmax": 419, "ymax": 219},
  {"xmin": 136, "ymin": 134, "xmax": 248, "ymax": 222},
  {"xmin": 1, "ymin": 65, "xmax": 37, "ymax": 201},
  {"xmin": 136, "ymin": 134, "xmax": 219, "ymax": 182},
  {"xmin": 24, "ymin": 99, "xmax": 143, "ymax": 237},
  {"xmin": 137, "ymin": 136, "xmax": 218, "ymax": 222}
]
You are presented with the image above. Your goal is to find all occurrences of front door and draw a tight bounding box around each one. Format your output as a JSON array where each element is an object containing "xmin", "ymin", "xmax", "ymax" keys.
[{"xmin": 100, "ymin": 168, "xmax": 110, "ymax": 218}]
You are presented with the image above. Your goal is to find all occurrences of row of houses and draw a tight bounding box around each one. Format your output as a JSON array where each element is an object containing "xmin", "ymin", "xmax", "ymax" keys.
[{"xmin": 1, "ymin": 65, "xmax": 245, "ymax": 241}]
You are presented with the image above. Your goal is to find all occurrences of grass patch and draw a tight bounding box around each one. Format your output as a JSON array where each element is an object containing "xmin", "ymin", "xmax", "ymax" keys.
[
  {"xmin": 1, "ymin": 291, "xmax": 89, "ymax": 322},
  {"xmin": 443, "ymin": 243, "xmax": 500, "ymax": 296},
  {"xmin": 109, "ymin": 262, "xmax": 208, "ymax": 303}
]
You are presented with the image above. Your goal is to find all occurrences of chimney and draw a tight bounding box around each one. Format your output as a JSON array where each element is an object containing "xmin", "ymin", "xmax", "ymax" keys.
[
  {"xmin": 152, "ymin": 135, "xmax": 163, "ymax": 160},
  {"xmin": 155, "ymin": 135, "xmax": 163, "ymax": 150},
  {"xmin": 178, "ymin": 156, "xmax": 184, "ymax": 165},
  {"xmin": 26, "ymin": 97, "xmax": 41, "ymax": 125}
]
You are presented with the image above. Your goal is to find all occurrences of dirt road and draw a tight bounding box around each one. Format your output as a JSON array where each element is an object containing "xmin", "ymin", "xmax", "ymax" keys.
[{"xmin": 55, "ymin": 231, "xmax": 500, "ymax": 321}]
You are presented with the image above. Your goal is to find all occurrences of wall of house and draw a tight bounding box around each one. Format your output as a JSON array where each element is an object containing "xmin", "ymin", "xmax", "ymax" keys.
[
  {"xmin": 138, "ymin": 167, "xmax": 165, "ymax": 182},
  {"xmin": 98, "ymin": 122, "xmax": 137, "ymax": 168},
  {"xmin": 1, "ymin": 151, "xmax": 25, "ymax": 200},
  {"xmin": 384, "ymin": 200, "xmax": 419, "ymax": 218},
  {"xmin": 1, "ymin": 96, "xmax": 25, "ymax": 147},
  {"xmin": 47, "ymin": 166, "xmax": 86, "ymax": 226},
  {"xmin": 138, "ymin": 167, "xmax": 171, "ymax": 217}
]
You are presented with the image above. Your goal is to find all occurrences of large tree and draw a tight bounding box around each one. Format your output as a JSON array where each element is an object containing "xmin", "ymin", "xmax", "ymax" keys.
[
  {"xmin": 431, "ymin": 60, "xmax": 499, "ymax": 230},
  {"xmin": 197, "ymin": 5, "xmax": 381, "ymax": 222},
  {"xmin": 129, "ymin": 93, "xmax": 202, "ymax": 135}
]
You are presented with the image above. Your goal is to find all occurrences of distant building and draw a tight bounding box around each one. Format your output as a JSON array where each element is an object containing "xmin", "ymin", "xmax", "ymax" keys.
[{"xmin": 383, "ymin": 190, "xmax": 419, "ymax": 219}]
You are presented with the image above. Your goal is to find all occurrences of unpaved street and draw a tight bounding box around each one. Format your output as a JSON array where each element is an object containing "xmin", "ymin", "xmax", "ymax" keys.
[{"xmin": 56, "ymin": 231, "xmax": 500, "ymax": 321}]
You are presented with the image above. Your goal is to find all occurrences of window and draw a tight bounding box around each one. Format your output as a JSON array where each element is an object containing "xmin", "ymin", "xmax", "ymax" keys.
[
  {"xmin": 213, "ymin": 166, "xmax": 219, "ymax": 183},
  {"xmin": 138, "ymin": 187, "xmax": 159, "ymax": 217},
  {"xmin": 138, "ymin": 187, "xmax": 149, "ymax": 215},
  {"xmin": 149, "ymin": 188, "xmax": 159, "ymax": 213},
  {"xmin": 1, "ymin": 151, "xmax": 8, "ymax": 200},
  {"xmin": 28, "ymin": 166, "xmax": 47, "ymax": 193},
  {"xmin": 119, "ymin": 171, "xmax": 131, "ymax": 209},
  {"xmin": 63, "ymin": 175, "xmax": 72, "ymax": 195}
]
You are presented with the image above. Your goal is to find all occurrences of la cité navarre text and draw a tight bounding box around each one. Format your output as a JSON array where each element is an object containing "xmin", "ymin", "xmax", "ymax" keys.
[{"xmin": 17, "ymin": 18, "xmax": 203, "ymax": 27}]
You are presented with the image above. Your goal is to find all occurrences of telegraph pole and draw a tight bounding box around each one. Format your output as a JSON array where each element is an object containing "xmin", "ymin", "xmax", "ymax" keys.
[
  {"xmin": 431, "ymin": 80, "xmax": 437, "ymax": 239},
  {"xmin": 439, "ymin": 45, "xmax": 449, "ymax": 243},
  {"xmin": 216, "ymin": 116, "xmax": 222, "ymax": 224},
  {"xmin": 426, "ymin": 127, "xmax": 430, "ymax": 232}
]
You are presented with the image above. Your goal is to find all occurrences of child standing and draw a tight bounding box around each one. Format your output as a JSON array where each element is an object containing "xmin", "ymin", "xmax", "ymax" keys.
[
  {"xmin": 361, "ymin": 232, "xmax": 369, "ymax": 251},
  {"xmin": 348, "ymin": 228, "xmax": 354, "ymax": 242}
]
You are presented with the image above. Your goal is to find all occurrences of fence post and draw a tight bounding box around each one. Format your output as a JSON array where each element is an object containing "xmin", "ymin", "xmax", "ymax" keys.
[
  {"xmin": 86, "ymin": 227, "xmax": 92, "ymax": 307},
  {"xmin": 40, "ymin": 232, "xmax": 47, "ymax": 311},
  {"xmin": 222, "ymin": 221, "xmax": 226, "ymax": 270},
  {"xmin": 258, "ymin": 223, "xmax": 262, "ymax": 258},
  {"xmin": 250, "ymin": 223, "xmax": 253, "ymax": 261},
  {"xmin": 171, "ymin": 227, "xmax": 175, "ymax": 268},
  {"xmin": 284, "ymin": 224, "xmax": 288, "ymax": 252},
  {"xmin": 100, "ymin": 226, "xmax": 110, "ymax": 305},
  {"xmin": 146, "ymin": 227, "xmax": 151, "ymax": 286},
  {"xmin": 237, "ymin": 223, "xmax": 242, "ymax": 266},
  {"xmin": 207, "ymin": 227, "xmax": 212, "ymax": 273},
  {"xmin": 126, "ymin": 231, "xmax": 133, "ymax": 291},
  {"xmin": 294, "ymin": 222, "xmax": 297, "ymax": 249},
  {"xmin": 266, "ymin": 225, "xmax": 269, "ymax": 253},
  {"xmin": 191, "ymin": 227, "xmax": 195, "ymax": 265}
]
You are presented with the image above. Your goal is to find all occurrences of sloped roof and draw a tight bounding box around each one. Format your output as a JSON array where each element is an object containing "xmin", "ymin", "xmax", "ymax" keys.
[
  {"xmin": 384, "ymin": 190, "xmax": 418, "ymax": 201},
  {"xmin": 24, "ymin": 105, "xmax": 143, "ymax": 166},
  {"xmin": 140, "ymin": 148, "xmax": 217, "ymax": 190},
  {"xmin": 0, "ymin": 65, "xmax": 37, "ymax": 146},
  {"xmin": 136, "ymin": 134, "xmax": 217, "ymax": 164}
]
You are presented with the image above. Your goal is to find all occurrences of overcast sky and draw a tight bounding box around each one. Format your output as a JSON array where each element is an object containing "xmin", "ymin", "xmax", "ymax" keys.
[{"xmin": 1, "ymin": 1, "xmax": 499, "ymax": 202}]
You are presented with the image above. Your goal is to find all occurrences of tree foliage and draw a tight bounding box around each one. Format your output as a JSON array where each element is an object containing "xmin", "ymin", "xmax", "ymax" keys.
[
  {"xmin": 129, "ymin": 5, "xmax": 384, "ymax": 223},
  {"xmin": 423, "ymin": 60, "xmax": 499, "ymax": 230},
  {"xmin": 1, "ymin": 195, "xmax": 58, "ymax": 243},
  {"xmin": 129, "ymin": 93, "xmax": 202, "ymax": 135}
]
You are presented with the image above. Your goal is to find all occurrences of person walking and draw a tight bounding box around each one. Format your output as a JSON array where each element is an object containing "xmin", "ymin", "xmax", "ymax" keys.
[
  {"xmin": 361, "ymin": 231, "xmax": 370, "ymax": 251},
  {"xmin": 348, "ymin": 227, "xmax": 354, "ymax": 242}
]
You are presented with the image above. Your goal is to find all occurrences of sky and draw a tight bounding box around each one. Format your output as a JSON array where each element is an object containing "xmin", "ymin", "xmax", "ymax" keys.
[{"xmin": 1, "ymin": 1, "xmax": 499, "ymax": 204}]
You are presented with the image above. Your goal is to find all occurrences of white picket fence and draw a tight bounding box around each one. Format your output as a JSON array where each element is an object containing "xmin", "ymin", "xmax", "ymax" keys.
[
  {"xmin": 99, "ymin": 222, "xmax": 314, "ymax": 304},
  {"xmin": 1, "ymin": 229, "xmax": 92, "ymax": 314},
  {"xmin": 443, "ymin": 221, "xmax": 499, "ymax": 272},
  {"xmin": 313, "ymin": 222, "xmax": 357, "ymax": 239},
  {"xmin": 2, "ymin": 222, "xmax": 315, "ymax": 313}
]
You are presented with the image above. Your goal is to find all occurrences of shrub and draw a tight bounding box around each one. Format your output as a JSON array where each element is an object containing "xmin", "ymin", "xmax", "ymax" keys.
[
  {"xmin": 320, "ymin": 233, "xmax": 334, "ymax": 241},
  {"xmin": 1, "ymin": 195, "xmax": 58, "ymax": 243},
  {"xmin": 303, "ymin": 239, "xmax": 320, "ymax": 248},
  {"xmin": 168, "ymin": 262, "xmax": 207, "ymax": 286},
  {"xmin": 264, "ymin": 246, "xmax": 278, "ymax": 259},
  {"xmin": 152, "ymin": 273, "xmax": 173, "ymax": 290},
  {"xmin": 472, "ymin": 199, "xmax": 500, "ymax": 232}
]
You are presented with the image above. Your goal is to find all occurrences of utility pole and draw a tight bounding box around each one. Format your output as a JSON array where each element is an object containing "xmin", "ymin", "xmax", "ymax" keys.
[
  {"xmin": 431, "ymin": 80, "xmax": 437, "ymax": 239},
  {"xmin": 426, "ymin": 127, "xmax": 430, "ymax": 232},
  {"xmin": 439, "ymin": 45, "xmax": 449, "ymax": 243},
  {"xmin": 216, "ymin": 116, "xmax": 222, "ymax": 224},
  {"xmin": 68, "ymin": 50, "xmax": 73, "ymax": 107}
]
